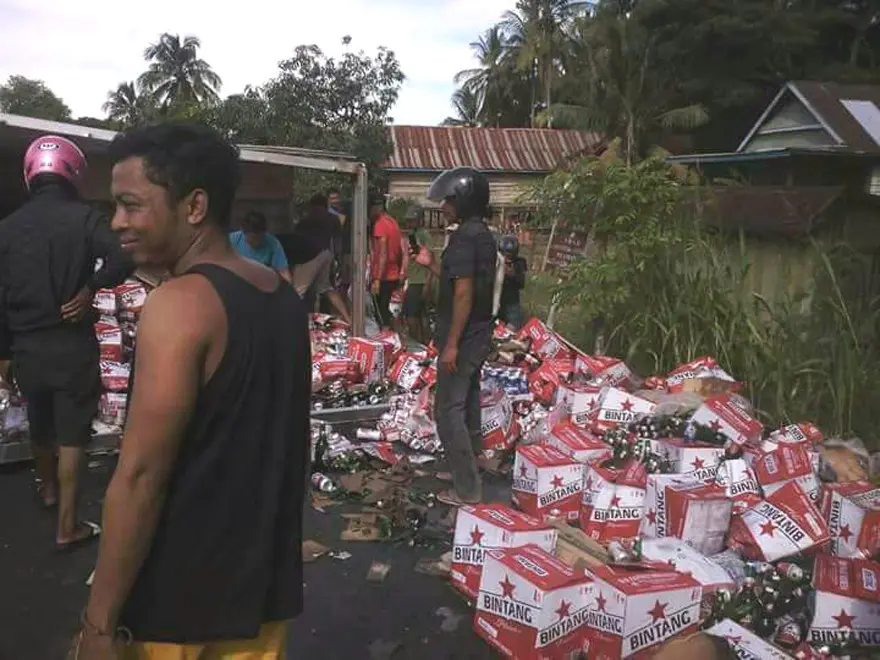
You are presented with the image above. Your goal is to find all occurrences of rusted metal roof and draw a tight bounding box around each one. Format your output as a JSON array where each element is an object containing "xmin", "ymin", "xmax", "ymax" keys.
[
  {"xmin": 385, "ymin": 125, "xmax": 601, "ymax": 173},
  {"xmin": 703, "ymin": 185, "xmax": 845, "ymax": 237}
]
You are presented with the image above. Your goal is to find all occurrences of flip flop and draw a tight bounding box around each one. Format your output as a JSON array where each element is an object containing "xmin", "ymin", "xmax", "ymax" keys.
[
  {"xmin": 436, "ymin": 490, "xmax": 480, "ymax": 507},
  {"xmin": 434, "ymin": 472, "xmax": 453, "ymax": 482},
  {"xmin": 35, "ymin": 482, "xmax": 57, "ymax": 510},
  {"xmin": 56, "ymin": 521, "xmax": 101, "ymax": 554}
]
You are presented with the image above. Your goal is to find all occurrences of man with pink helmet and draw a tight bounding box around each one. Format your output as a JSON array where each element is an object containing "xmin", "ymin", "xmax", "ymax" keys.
[{"xmin": 0, "ymin": 134, "xmax": 133, "ymax": 551}]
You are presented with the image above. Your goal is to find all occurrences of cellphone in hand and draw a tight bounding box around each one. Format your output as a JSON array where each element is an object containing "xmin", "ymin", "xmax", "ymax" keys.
[{"xmin": 408, "ymin": 233, "xmax": 419, "ymax": 253}]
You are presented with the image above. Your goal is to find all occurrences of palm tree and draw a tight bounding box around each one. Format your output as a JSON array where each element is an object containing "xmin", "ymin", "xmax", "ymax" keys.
[
  {"xmin": 138, "ymin": 33, "xmax": 221, "ymax": 115},
  {"xmin": 454, "ymin": 27, "xmax": 510, "ymax": 126},
  {"xmin": 442, "ymin": 87, "xmax": 483, "ymax": 127},
  {"xmin": 540, "ymin": 14, "xmax": 708, "ymax": 164},
  {"xmin": 502, "ymin": 0, "xmax": 592, "ymax": 127},
  {"xmin": 102, "ymin": 82, "xmax": 151, "ymax": 128}
]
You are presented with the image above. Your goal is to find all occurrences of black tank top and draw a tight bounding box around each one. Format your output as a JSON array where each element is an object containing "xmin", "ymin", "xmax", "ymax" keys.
[{"xmin": 119, "ymin": 263, "xmax": 311, "ymax": 643}]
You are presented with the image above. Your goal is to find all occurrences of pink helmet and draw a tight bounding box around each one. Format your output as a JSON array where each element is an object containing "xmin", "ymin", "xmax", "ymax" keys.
[{"xmin": 22, "ymin": 135, "xmax": 87, "ymax": 191}]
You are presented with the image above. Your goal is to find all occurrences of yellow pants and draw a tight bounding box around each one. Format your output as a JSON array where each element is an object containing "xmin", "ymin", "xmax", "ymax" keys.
[{"xmin": 122, "ymin": 621, "xmax": 287, "ymax": 660}]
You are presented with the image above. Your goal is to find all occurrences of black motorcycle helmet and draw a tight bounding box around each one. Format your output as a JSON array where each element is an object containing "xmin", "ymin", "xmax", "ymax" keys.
[
  {"xmin": 426, "ymin": 166, "xmax": 490, "ymax": 220},
  {"xmin": 499, "ymin": 234, "xmax": 520, "ymax": 257}
]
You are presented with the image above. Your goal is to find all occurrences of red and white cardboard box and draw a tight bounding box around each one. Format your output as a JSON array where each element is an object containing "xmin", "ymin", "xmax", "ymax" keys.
[
  {"xmin": 727, "ymin": 481, "xmax": 830, "ymax": 562},
  {"xmin": 714, "ymin": 458, "xmax": 763, "ymax": 515},
  {"xmin": 451, "ymin": 504, "xmax": 558, "ymax": 600},
  {"xmin": 347, "ymin": 337, "xmax": 385, "ymax": 384},
  {"xmin": 99, "ymin": 360, "xmax": 130, "ymax": 392},
  {"xmin": 545, "ymin": 421, "xmax": 611, "ymax": 465},
  {"xmin": 690, "ymin": 394, "xmax": 763, "ymax": 446},
  {"xmin": 706, "ymin": 619, "xmax": 794, "ymax": 659},
  {"xmin": 764, "ymin": 423, "xmax": 822, "ymax": 473},
  {"xmin": 517, "ymin": 318, "xmax": 574, "ymax": 361},
  {"xmin": 481, "ymin": 389, "xmax": 518, "ymax": 452},
  {"xmin": 588, "ymin": 387, "xmax": 656, "ymax": 433},
  {"xmin": 820, "ymin": 481, "xmax": 880, "ymax": 559},
  {"xmin": 387, "ymin": 353, "xmax": 427, "ymax": 391},
  {"xmin": 640, "ymin": 475, "xmax": 732, "ymax": 556},
  {"xmin": 583, "ymin": 564, "xmax": 702, "ymax": 659},
  {"xmin": 474, "ymin": 544, "xmax": 591, "ymax": 660},
  {"xmin": 374, "ymin": 329, "xmax": 404, "ymax": 367},
  {"xmin": 99, "ymin": 392, "xmax": 128, "ymax": 427},
  {"xmin": 575, "ymin": 354, "xmax": 638, "ymax": 390},
  {"xmin": 528, "ymin": 358, "xmax": 575, "ymax": 405},
  {"xmin": 512, "ymin": 445, "xmax": 585, "ymax": 522},
  {"xmin": 116, "ymin": 281, "xmax": 147, "ymax": 316},
  {"xmin": 312, "ymin": 352, "xmax": 359, "ymax": 385},
  {"xmin": 93, "ymin": 288, "xmax": 117, "ymax": 316},
  {"xmin": 753, "ymin": 443, "xmax": 820, "ymax": 502},
  {"xmin": 95, "ymin": 319, "xmax": 123, "ymax": 363},
  {"xmin": 655, "ymin": 438, "xmax": 723, "ymax": 482},
  {"xmin": 640, "ymin": 539, "xmax": 736, "ymax": 619},
  {"xmin": 579, "ymin": 460, "xmax": 646, "ymax": 543},
  {"xmin": 666, "ymin": 357, "xmax": 738, "ymax": 393},
  {"xmin": 808, "ymin": 554, "xmax": 880, "ymax": 648},
  {"xmin": 550, "ymin": 382, "xmax": 602, "ymax": 429}
]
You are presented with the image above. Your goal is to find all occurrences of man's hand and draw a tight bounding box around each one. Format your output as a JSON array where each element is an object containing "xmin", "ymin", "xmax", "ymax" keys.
[
  {"xmin": 371, "ymin": 280, "xmax": 381, "ymax": 296},
  {"xmin": 61, "ymin": 286, "xmax": 94, "ymax": 323},
  {"xmin": 68, "ymin": 631, "xmax": 122, "ymax": 660},
  {"xmin": 440, "ymin": 343, "xmax": 458, "ymax": 373},
  {"xmin": 414, "ymin": 248, "xmax": 434, "ymax": 268}
]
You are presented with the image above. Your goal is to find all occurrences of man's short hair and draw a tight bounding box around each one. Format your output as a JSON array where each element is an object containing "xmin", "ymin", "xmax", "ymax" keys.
[
  {"xmin": 108, "ymin": 123, "xmax": 241, "ymax": 229},
  {"xmin": 242, "ymin": 210, "xmax": 268, "ymax": 233},
  {"xmin": 326, "ymin": 187, "xmax": 340, "ymax": 196}
]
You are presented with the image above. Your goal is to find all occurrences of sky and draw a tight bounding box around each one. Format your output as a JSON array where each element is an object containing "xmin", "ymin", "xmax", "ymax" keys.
[{"xmin": 0, "ymin": 0, "xmax": 513, "ymax": 126}]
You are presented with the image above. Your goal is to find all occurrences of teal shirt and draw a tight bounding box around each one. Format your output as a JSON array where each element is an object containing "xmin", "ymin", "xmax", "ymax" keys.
[{"xmin": 229, "ymin": 231, "xmax": 288, "ymax": 270}]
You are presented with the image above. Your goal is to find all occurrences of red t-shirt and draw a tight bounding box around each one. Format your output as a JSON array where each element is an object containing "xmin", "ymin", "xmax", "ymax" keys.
[{"xmin": 372, "ymin": 214, "xmax": 403, "ymax": 282}]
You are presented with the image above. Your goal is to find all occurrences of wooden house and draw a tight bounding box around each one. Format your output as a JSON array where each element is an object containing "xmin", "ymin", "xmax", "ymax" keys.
[{"xmin": 384, "ymin": 125, "xmax": 600, "ymax": 229}]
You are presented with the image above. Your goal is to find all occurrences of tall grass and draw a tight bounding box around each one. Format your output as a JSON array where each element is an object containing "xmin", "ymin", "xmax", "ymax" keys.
[{"xmin": 523, "ymin": 217, "xmax": 880, "ymax": 448}]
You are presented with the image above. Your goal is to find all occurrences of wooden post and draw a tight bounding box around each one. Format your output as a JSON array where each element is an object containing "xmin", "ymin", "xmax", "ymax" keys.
[{"xmin": 351, "ymin": 163, "xmax": 368, "ymax": 338}]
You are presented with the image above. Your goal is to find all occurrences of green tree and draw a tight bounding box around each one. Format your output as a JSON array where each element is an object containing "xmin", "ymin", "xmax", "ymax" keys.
[
  {"xmin": 442, "ymin": 87, "xmax": 483, "ymax": 127},
  {"xmin": 103, "ymin": 82, "xmax": 153, "ymax": 128},
  {"xmin": 502, "ymin": 0, "xmax": 592, "ymax": 126},
  {"xmin": 0, "ymin": 75, "xmax": 71, "ymax": 121},
  {"xmin": 203, "ymin": 38, "xmax": 404, "ymax": 194},
  {"xmin": 138, "ymin": 33, "xmax": 222, "ymax": 115},
  {"xmin": 541, "ymin": 14, "xmax": 708, "ymax": 163}
]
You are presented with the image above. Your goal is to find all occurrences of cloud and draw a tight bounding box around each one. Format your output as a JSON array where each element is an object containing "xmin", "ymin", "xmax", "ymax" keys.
[{"xmin": 0, "ymin": 0, "xmax": 512, "ymax": 125}]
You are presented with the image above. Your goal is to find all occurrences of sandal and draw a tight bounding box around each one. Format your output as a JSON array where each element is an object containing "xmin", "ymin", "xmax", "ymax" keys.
[
  {"xmin": 56, "ymin": 521, "xmax": 101, "ymax": 554},
  {"xmin": 436, "ymin": 490, "xmax": 481, "ymax": 507},
  {"xmin": 434, "ymin": 472, "xmax": 453, "ymax": 482},
  {"xmin": 35, "ymin": 482, "xmax": 57, "ymax": 510}
]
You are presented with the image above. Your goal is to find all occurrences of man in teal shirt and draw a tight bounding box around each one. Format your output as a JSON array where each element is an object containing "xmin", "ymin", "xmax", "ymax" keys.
[{"xmin": 229, "ymin": 211, "xmax": 292, "ymax": 282}]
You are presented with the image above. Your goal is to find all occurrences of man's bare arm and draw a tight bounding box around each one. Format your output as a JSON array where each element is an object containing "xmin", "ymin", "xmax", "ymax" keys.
[
  {"xmin": 84, "ymin": 278, "xmax": 209, "ymax": 632},
  {"xmin": 446, "ymin": 277, "xmax": 474, "ymax": 350},
  {"xmin": 375, "ymin": 236, "xmax": 388, "ymax": 284},
  {"xmin": 278, "ymin": 266, "xmax": 293, "ymax": 283}
]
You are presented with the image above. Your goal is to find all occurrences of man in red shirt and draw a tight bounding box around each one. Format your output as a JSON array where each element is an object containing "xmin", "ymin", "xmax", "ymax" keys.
[{"xmin": 370, "ymin": 195, "xmax": 402, "ymax": 329}]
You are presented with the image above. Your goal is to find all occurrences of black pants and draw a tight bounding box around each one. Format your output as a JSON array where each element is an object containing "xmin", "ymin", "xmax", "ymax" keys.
[
  {"xmin": 374, "ymin": 280, "xmax": 397, "ymax": 328},
  {"xmin": 14, "ymin": 327, "xmax": 101, "ymax": 448}
]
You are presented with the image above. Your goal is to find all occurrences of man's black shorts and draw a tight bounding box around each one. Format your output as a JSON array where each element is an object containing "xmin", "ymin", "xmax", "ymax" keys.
[
  {"xmin": 403, "ymin": 284, "xmax": 425, "ymax": 318},
  {"xmin": 14, "ymin": 327, "xmax": 101, "ymax": 449}
]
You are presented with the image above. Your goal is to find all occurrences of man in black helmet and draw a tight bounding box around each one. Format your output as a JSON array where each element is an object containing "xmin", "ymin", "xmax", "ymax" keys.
[{"xmin": 416, "ymin": 167, "xmax": 497, "ymax": 505}]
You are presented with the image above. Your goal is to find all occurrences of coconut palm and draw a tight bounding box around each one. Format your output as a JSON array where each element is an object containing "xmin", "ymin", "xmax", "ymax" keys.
[
  {"xmin": 442, "ymin": 87, "xmax": 483, "ymax": 127},
  {"xmin": 102, "ymin": 82, "xmax": 151, "ymax": 128},
  {"xmin": 502, "ymin": 0, "xmax": 592, "ymax": 126},
  {"xmin": 539, "ymin": 14, "xmax": 708, "ymax": 163},
  {"xmin": 138, "ymin": 33, "xmax": 221, "ymax": 114}
]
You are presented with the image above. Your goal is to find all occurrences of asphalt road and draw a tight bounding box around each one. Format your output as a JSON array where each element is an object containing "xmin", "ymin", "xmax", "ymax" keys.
[{"xmin": 0, "ymin": 455, "xmax": 502, "ymax": 660}]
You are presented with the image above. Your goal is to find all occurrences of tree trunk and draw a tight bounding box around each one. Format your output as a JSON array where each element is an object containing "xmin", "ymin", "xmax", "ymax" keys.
[
  {"xmin": 545, "ymin": 57, "xmax": 553, "ymax": 128},
  {"xmin": 529, "ymin": 59, "xmax": 538, "ymax": 128}
]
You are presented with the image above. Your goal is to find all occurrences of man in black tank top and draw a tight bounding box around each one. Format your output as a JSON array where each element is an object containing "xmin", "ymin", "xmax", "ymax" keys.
[{"xmin": 71, "ymin": 124, "xmax": 310, "ymax": 658}]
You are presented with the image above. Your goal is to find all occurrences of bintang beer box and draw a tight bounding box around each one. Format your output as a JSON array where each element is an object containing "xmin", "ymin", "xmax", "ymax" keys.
[
  {"xmin": 451, "ymin": 504, "xmax": 558, "ymax": 600},
  {"xmin": 705, "ymin": 619, "xmax": 794, "ymax": 659},
  {"xmin": 808, "ymin": 554, "xmax": 880, "ymax": 649},
  {"xmin": 512, "ymin": 445, "xmax": 585, "ymax": 523},
  {"xmin": 583, "ymin": 564, "xmax": 702, "ymax": 659},
  {"xmin": 820, "ymin": 481, "xmax": 880, "ymax": 559},
  {"xmin": 690, "ymin": 394, "xmax": 763, "ymax": 446},
  {"xmin": 474, "ymin": 544, "xmax": 591, "ymax": 660},
  {"xmin": 580, "ymin": 460, "xmax": 646, "ymax": 543},
  {"xmin": 545, "ymin": 420, "xmax": 612, "ymax": 465}
]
